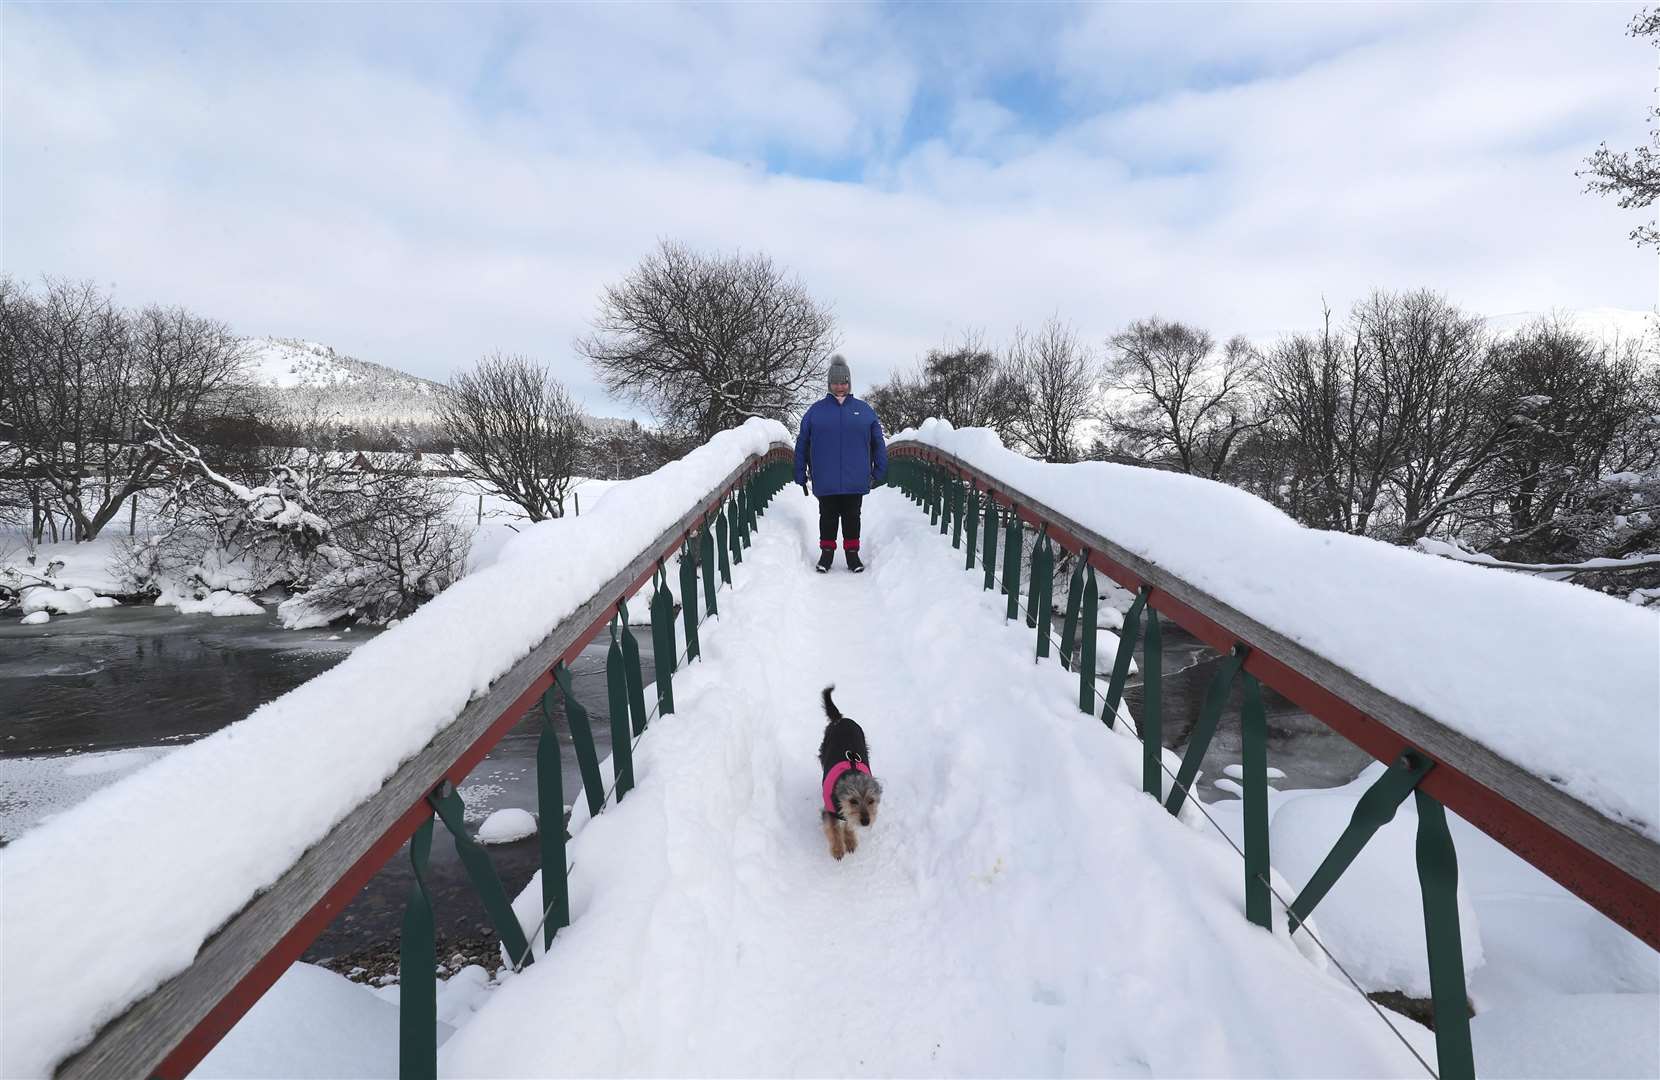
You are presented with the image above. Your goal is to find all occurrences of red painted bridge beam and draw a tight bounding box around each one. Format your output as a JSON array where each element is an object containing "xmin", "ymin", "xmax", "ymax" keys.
[
  {"xmin": 153, "ymin": 454, "xmax": 786, "ymax": 1080},
  {"xmin": 905, "ymin": 447, "xmax": 1660, "ymax": 952}
]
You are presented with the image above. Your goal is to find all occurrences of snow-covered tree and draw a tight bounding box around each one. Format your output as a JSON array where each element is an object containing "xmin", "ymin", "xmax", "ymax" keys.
[
  {"xmin": 0, "ymin": 276, "xmax": 257, "ymax": 541},
  {"xmin": 141, "ymin": 418, "xmax": 469, "ymax": 627},
  {"xmin": 1581, "ymin": 9, "xmax": 1660, "ymax": 247}
]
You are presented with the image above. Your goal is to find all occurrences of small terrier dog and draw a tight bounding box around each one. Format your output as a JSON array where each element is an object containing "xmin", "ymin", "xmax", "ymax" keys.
[{"xmin": 818, "ymin": 686, "xmax": 882, "ymax": 860}]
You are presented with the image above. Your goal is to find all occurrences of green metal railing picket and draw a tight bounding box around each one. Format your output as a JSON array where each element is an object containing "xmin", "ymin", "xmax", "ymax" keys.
[
  {"xmin": 554, "ymin": 661, "xmax": 605, "ymax": 817},
  {"xmin": 1165, "ymin": 645, "xmax": 1247, "ymax": 818},
  {"xmin": 1078, "ymin": 567, "xmax": 1098, "ymax": 714},
  {"xmin": 1415, "ymin": 791, "xmax": 1475, "ymax": 1079},
  {"xmin": 1059, "ymin": 550, "xmax": 1084, "ymax": 671},
  {"xmin": 680, "ymin": 542, "xmax": 701, "ymax": 663},
  {"xmin": 1101, "ymin": 586, "xmax": 1150, "ymax": 731},
  {"xmin": 1287, "ymin": 752, "xmax": 1435, "ymax": 934},
  {"xmin": 982, "ymin": 495, "xmax": 999, "ymax": 592},
  {"xmin": 399, "ymin": 815, "xmax": 437, "ymax": 1080},
  {"xmin": 951, "ymin": 479, "xmax": 964, "ymax": 548},
  {"xmin": 729, "ymin": 495, "xmax": 744, "ymax": 565},
  {"xmin": 617, "ymin": 599, "xmax": 649, "ymax": 737},
  {"xmin": 649, "ymin": 565, "xmax": 677, "ymax": 717},
  {"xmin": 716, "ymin": 504, "xmax": 732, "ymax": 584},
  {"xmin": 1280, "ymin": 749, "xmax": 1474, "ymax": 1078},
  {"xmin": 538, "ymin": 684, "xmax": 572, "ymax": 935},
  {"xmin": 1240, "ymin": 672, "xmax": 1271, "ymax": 931},
  {"xmin": 399, "ymin": 780, "xmax": 530, "ymax": 1077},
  {"xmin": 605, "ymin": 623, "xmax": 634, "ymax": 803},
  {"xmin": 1002, "ymin": 503, "xmax": 1022, "ymax": 620},
  {"xmin": 1030, "ymin": 528, "xmax": 1055, "ymax": 660},
  {"xmin": 1139, "ymin": 608, "xmax": 1163, "ymax": 799},
  {"xmin": 701, "ymin": 520, "xmax": 719, "ymax": 617},
  {"xmin": 965, "ymin": 483, "xmax": 980, "ymax": 569}
]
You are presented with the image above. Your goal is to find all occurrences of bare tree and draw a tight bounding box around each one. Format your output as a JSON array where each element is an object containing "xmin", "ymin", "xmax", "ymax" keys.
[
  {"xmin": 1004, "ymin": 316, "xmax": 1097, "ymax": 463},
  {"xmin": 578, "ymin": 241, "xmax": 838, "ymax": 440},
  {"xmin": 1581, "ymin": 9, "xmax": 1660, "ymax": 246},
  {"xmin": 1475, "ymin": 319, "xmax": 1660, "ymax": 563},
  {"xmin": 1259, "ymin": 290, "xmax": 1508, "ymax": 541},
  {"xmin": 0, "ymin": 276, "xmax": 254, "ymax": 541},
  {"xmin": 1103, "ymin": 318, "xmax": 1265, "ymax": 478},
  {"xmin": 281, "ymin": 457, "xmax": 470, "ymax": 628},
  {"xmin": 865, "ymin": 369, "xmax": 931, "ymax": 436},
  {"xmin": 437, "ymin": 352, "xmax": 587, "ymax": 521},
  {"xmin": 866, "ymin": 331, "xmax": 1023, "ymax": 438},
  {"xmin": 1355, "ymin": 290, "xmax": 1507, "ymax": 541}
]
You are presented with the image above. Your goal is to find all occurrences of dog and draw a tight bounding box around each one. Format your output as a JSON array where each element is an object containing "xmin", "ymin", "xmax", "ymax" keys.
[{"xmin": 818, "ymin": 686, "xmax": 882, "ymax": 860}]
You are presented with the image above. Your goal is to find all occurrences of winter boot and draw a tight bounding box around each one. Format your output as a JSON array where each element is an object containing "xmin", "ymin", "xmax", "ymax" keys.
[
  {"xmin": 816, "ymin": 548, "xmax": 835, "ymax": 573},
  {"xmin": 845, "ymin": 549, "xmax": 865, "ymax": 573}
]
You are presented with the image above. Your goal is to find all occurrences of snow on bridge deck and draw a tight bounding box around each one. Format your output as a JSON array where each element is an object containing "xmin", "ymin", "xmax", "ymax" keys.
[{"xmin": 439, "ymin": 489, "xmax": 1433, "ymax": 1077}]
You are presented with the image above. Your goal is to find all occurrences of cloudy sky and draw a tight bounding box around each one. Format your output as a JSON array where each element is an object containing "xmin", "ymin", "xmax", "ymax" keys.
[{"xmin": 4, "ymin": 2, "xmax": 1654, "ymax": 415}]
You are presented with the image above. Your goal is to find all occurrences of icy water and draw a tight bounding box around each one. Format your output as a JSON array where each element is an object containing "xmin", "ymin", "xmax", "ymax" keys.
[
  {"xmin": 0, "ymin": 603, "xmax": 1367, "ymax": 965},
  {"xmin": 0, "ymin": 603, "xmax": 650, "ymax": 967},
  {"xmin": 1124, "ymin": 620, "xmax": 1377, "ymax": 799}
]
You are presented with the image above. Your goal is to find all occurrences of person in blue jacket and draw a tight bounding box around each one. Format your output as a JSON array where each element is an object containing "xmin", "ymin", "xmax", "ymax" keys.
[{"xmin": 795, "ymin": 354, "xmax": 887, "ymax": 573}]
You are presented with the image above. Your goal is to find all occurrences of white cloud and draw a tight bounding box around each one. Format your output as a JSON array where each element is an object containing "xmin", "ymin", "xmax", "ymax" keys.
[{"xmin": 3, "ymin": 3, "xmax": 1653, "ymax": 419}]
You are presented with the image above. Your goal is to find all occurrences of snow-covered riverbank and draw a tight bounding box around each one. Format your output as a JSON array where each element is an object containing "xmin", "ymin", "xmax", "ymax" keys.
[{"xmin": 0, "ymin": 476, "xmax": 623, "ymax": 629}]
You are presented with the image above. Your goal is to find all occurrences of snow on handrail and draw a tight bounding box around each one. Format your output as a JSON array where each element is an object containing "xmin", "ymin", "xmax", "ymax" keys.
[
  {"xmin": 1, "ymin": 421, "xmax": 795, "ymax": 1080},
  {"xmin": 889, "ymin": 422, "xmax": 1659, "ymax": 951}
]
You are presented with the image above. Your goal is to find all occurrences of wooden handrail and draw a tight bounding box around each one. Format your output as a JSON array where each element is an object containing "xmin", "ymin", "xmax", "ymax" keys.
[
  {"xmin": 59, "ymin": 443, "xmax": 795, "ymax": 1080},
  {"xmin": 890, "ymin": 443, "xmax": 1659, "ymax": 952}
]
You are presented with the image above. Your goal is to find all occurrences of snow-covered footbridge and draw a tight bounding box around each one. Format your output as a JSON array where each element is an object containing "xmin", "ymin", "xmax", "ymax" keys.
[{"xmin": 5, "ymin": 420, "xmax": 1656, "ymax": 1079}]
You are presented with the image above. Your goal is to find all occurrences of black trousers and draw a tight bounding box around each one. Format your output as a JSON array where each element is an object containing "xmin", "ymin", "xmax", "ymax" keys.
[{"xmin": 817, "ymin": 494, "xmax": 863, "ymax": 549}]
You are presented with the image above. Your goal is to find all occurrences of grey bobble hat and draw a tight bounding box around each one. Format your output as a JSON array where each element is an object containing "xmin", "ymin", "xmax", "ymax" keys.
[{"xmin": 827, "ymin": 354, "xmax": 851, "ymax": 388}]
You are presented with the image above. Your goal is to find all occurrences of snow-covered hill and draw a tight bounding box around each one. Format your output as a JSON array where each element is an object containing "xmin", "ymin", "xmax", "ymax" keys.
[
  {"xmin": 240, "ymin": 337, "xmax": 632, "ymax": 434},
  {"xmin": 240, "ymin": 337, "xmax": 445, "ymax": 429}
]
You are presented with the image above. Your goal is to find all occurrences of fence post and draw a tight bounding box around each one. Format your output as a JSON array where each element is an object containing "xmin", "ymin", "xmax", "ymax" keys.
[
  {"xmin": 701, "ymin": 520, "xmax": 719, "ymax": 616},
  {"xmin": 1060, "ymin": 552, "xmax": 1084, "ymax": 671},
  {"xmin": 679, "ymin": 541, "xmax": 700, "ymax": 662},
  {"xmin": 606, "ymin": 624, "xmax": 633, "ymax": 804},
  {"xmin": 398, "ymin": 814, "xmax": 437, "ymax": 1080},
  {"xmin": 1078, "ymin": 567, "xmax": 1098, "ymax": 714},
  {"xmin": 716, "ymin": 507, "xmax": 732, "ymax": 585},
  {"xmin": 1003, "ymin": 505, "xmax": 1022, "ymax": 621},
  {"xmin": 1141, "ymin": 609, "xmax": 1163, "ymax": 799},
  {"xmin": 1241, "ymin": 672, "xmax": 1271, "ymax": 930},
  {"xmin": 649, "ymin": 567, "xmax": 676, "ymax": 716},
  {"xmin": 982, "ymin": 496, "xmax": 999, "ymax": 592},
  {"xmin": 1416, "ymin": 790, "xmax": 1476, "ymax": 1080}
]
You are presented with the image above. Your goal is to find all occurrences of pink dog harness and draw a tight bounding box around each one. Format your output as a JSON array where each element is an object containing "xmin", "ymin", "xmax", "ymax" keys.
[{"xmin": 822, "ymin": 759, "xmax": 872, "ymax": 813}]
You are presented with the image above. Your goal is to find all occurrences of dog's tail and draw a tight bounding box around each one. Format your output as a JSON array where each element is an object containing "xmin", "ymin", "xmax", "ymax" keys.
[{"xmin": 822, "ymin": 685, "xmax": 842, "ymax": 721}]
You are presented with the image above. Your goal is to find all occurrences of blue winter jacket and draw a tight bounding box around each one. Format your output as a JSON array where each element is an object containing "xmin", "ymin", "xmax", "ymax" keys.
[{"xmin": 794, "ymin": 394, "xmax": 888, "ymax": 496}]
